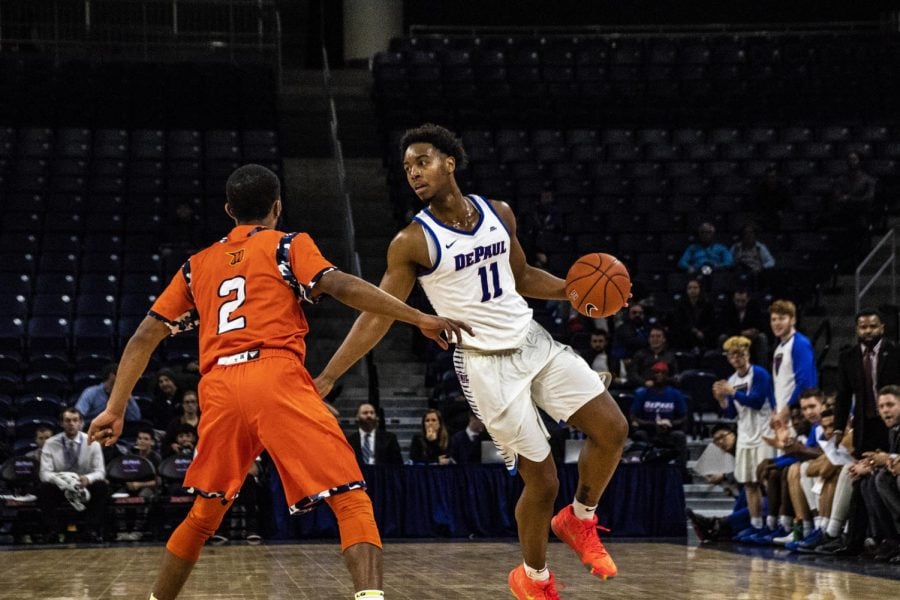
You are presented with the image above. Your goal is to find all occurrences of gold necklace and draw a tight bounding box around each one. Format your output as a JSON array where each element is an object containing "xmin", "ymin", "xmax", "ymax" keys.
[{"xmin": 446, "ymin": 198, "xmax": 474, "ymax": 230}]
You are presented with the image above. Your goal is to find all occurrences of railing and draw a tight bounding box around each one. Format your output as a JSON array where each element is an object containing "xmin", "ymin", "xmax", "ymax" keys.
[
  {"xmin": 810, "ymin": 318, "xmax": 832, "ymax": 369},
  {"xmin": 321, "ymin": 43, "xmax": 380, "ymax": 406},
  {"xmin": 0, "ymin": 0, "xmax": 281, "ymax": 79},
  {"xmin": 855, "ymin": 228, "xmax": 896, "ymax": 315},
  {"xmin": 409, "ymin": 20, "xmax": 883, "ymax": 38}
]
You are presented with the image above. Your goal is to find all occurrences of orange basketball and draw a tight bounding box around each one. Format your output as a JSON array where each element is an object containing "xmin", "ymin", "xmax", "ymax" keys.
[{"xmin": 565, "ymin": 253, "xmax": 632, "ymax": 318}]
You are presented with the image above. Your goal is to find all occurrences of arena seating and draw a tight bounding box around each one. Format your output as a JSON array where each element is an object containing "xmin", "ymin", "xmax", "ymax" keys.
[
  {"xmin": 373, "ymin": 31, "xmax": 899, "ymax": 310},
  {"xmin": 372, "ymin": 29, "xmax": 898, "ymax": 434},
  {"xmin": 0, "ymin": 59, "xmax": 280, "ymax": 453}
]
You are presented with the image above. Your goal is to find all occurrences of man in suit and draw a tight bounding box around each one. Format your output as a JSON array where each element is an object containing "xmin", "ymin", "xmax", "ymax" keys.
[
  {"xmin": 834, "ymin": 309, "xmax": 900, "ymax": 457},
  {"xmin": 346, "ymin": 402, "xmax": 403, "ymax": 465},
  {"xmin": 450, "ymin": 411, "xmax": 489, "ymax": 465},
  {"xmin": 38, "ymin": 408, "xmax": 109, "ymax": 543}
]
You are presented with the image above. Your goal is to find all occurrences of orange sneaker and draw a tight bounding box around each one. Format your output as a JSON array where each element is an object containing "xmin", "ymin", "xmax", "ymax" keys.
[
  {"xmin": 508, "ymin": 564, "xmax": 561, "ymax": 600},
  {"xmin": 551, "ymin": 505, "xmax": 618, "ymax": 579}
]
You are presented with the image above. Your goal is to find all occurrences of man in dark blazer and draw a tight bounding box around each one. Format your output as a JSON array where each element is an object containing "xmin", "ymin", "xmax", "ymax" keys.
[
  {"xmin": 834, "ymin": 309, "xmax": 900, "ymax": 457},
  {"xmin": 345, "ymin": 402, "xmax": 403, "ymax": 466}
]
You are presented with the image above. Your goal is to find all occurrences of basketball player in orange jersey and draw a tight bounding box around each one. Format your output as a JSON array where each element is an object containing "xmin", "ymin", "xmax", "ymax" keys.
[
  {"xmin": 88, "ymin": 164, "xmax": 471, "ymax": 600},
  {"xmin": 314, "ymin": 124, "xmax": 628, "ymax": 599}
]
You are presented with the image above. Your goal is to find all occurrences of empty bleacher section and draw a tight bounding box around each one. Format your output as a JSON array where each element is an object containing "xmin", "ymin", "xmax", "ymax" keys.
[
  {"xmin": 373, "ymin": 30, "xmax": 898, "ymax": 309},
  {"xmin": 0, "ymin": 59, "xmax": 280, "ymax": 453}
]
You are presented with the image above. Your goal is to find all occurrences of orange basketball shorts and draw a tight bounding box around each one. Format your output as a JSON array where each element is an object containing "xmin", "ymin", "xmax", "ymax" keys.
[{"xmin": 185, "ymin": 349, "xmax": 364, "ymax": 511}]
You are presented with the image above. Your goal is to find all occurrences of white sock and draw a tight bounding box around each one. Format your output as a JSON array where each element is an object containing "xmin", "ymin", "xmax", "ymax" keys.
[
  {"xmin": 780, "ymin": 516, "xmax": 793, "ymax": 531},
  {"xmin": 572, "ymin": 499, "xmax": 597, "ymax": 521},
  {"xmin": 524, "ymin": 562, "xmax": 550, "ymax": 582},
  {"xmin": 750, "ymin": 517, "xmax": 763, "ymax": 529},
  {"xmin": 149, "ymin": 595, "xmax": 158, "ymax": 600},
  {"xmin": 818, "ymin": 517, "xmax": 829, "ymax": 532},
  {"xmin": 826, "ymin": 518, "xmax": 844, "ymax": 538},
  {"xmin": 354, "ymin": 591, "xmax": 384, "ymax": 599},
  {"xmin": 766, "ymin": 515, "xmax": 776, "ymax": 530},
  {"xmin": 803, "ymin": 520, "xmax": 813, "ymax": 536},
  {"xmin": 813, "ymin": 516, "xmax": 823, "ymax": 530}
]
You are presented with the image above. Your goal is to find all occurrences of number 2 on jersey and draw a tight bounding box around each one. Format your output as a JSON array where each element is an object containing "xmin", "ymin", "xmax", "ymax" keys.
[
  {"xmin": 477, "ymin": 262, "xmax": 503, "ymax": 302},
  {"xmin": 217, "ymin": 276, "xmax": 247, "ymax": 334}
]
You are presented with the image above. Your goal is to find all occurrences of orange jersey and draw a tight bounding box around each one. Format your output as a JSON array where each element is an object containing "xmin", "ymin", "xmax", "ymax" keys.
[{"xmin": 150, "ymin": 225, "xmax": 334, "ymax": 374}]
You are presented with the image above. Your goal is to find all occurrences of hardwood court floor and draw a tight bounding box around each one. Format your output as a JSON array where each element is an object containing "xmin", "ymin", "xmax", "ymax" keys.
[{"xmin": 2, "ymin": 540, "xmax": 897, "ymax": 599}]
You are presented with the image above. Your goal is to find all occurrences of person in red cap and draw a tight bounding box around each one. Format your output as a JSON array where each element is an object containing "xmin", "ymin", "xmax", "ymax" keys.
[{"xmin": 629, "ymin": 362, "xmax": 689, "ymax": 478}]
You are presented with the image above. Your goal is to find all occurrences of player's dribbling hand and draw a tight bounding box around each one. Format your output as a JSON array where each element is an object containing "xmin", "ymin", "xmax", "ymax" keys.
[
  {"xmin": 417, "ymin": 314, "xmax": 474, "ymax": 350},
  {"xmin": 87, "ymin": 409, "xmax": 124, "ymax": 447}
]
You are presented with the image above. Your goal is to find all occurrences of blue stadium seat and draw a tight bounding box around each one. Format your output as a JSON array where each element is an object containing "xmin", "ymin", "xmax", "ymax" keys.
[
  {"xmin": 33, "ymin": 274, "xmax": 76, "ymax": 295},
  {"xmin": 14, "ymin": 416, "xmax": 58, "ymax": 442},
  {"xmin": 75, "ymin": 293, "xmax": 116, "ymax": 317},
  {"xmin": 0, "ymin": 295, "xmax": 28, "ymax": 319},
  {"xmin": 23, "ymin": 372, "xmax": 69, "ymax": 397},
  {"xmin": 28, "ymin": 352, "xmax": 71, "ymax": 375},
  {"xmin": 26, "ymin": 317, "xmax": 71, "ymax": 354},
  {"xmin": 78, "ymin": 273, "xmax": 119, "ymax": 295},
  {"xmin": 73, "ymin": 316, "xmax": 116, "ymax": 354},
  {"xmin": 0, "ymin": 371, "xmax": 20, "ymax": 396}
]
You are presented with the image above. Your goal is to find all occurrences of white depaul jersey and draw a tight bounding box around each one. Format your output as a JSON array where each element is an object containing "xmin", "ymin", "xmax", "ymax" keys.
[
  {"xmin": 414, "ymin": 194, "xmax": 532, "ymax": 351},
  {"xmin": 728, "ymin": 368, "xmax": 772, "ymax": 449}
]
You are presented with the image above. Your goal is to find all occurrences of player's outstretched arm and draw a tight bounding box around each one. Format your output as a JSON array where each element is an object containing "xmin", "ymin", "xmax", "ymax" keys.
[
  {"xmin": 314, "ymin": 227, "xmax": 469, "ymax": 397},
  {"xmin": 315, "ymin": 270, "xmax": 469, "ymax": 344},
  {"xmin": 88, "ymin": 316, "xmax": 171, "ymax": 446},
  {"xmin": 491, "ymin": 200, "xmax": 567, "ymax": 301}
]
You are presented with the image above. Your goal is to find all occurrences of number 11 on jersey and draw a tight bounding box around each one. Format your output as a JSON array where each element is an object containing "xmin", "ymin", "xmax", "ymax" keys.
[{"xmin": 477, "ymin": 262, "xmax": 503, "ymax": 302}]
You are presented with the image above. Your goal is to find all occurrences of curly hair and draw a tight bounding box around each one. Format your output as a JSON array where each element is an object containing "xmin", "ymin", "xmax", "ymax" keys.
[{"xmin": 399, "ymin": 123, "xmax": 468, "ymax": 169}]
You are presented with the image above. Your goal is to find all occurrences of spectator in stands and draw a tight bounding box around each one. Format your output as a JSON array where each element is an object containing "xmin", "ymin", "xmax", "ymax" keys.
[
  {"xmin": 38, "ymin": 408, "xmax": 108, "ymax": 543},
  {"xmin": 627, "ymin": 325, "xmax": 678, "ymax": 388},
  {"xmin": 212, "ymin": 457, "xmax": 266, "ymax": 545},
  {"xmin": 115, "ymin": 426, "xmax": 161, "ymax": 542},
  {"xmin": 161, "ymin": 201, "xmax": 202, "ymax": 258},
  {"xmin": 132, "ymin": 426, "xmax": 162, "ymax": 469},
  {"xmin": 629, "ymin": 362, "xmax": 688, "ymax": 478},
  {"xmin": 834, "ymin": 308, "xmax": 899, "ymax": 458},
  {"xmin": 613, "ymin": 303, "xmax": 649, "ymax": 359},
  {"xmin": 769, "ymin": 300, "xmax": 817, "ymax": 427},
  {"xmin": 25, "ymin": 425, "xmax": 54, "ymax": 461},
  {"xmin": 748, "ymin": 167, "xmax": 792, "ymax": 230},
  {"xmin": 410, "ymin": 408, "xmax": 451, "ymax": 465},
  {"xmin": 672, "ymin": 279, "xmax": 717, "ymax": 353},
  {"xmin": 730, "ymin": 223, "xmax": 775, "ymax": 277},
  {"xmin": 450, "ymin": 411, "xmax": 488, "ymax": 465},
  {"xmin": 147, "ymin": 368, "xmax": 184, "ymax": 430},
  {"xmin": 678, "ymin": 222, "xmax": 733, "ymax": 275},
  {"xmin": 524, "ymin": 191, "xmax": 564, "ymax": 249},
  {"xmin": 712, "ymin": 336, "xmax": 775, "ymax": 542},
  {"xmin": 162, "ymin": 423, "xmax": 197, "ymax": 459},
  {"xmin": 686, "ymin": 424, "xmax": 753, "ymax": 542},
  {"xmin": 831, "ymin": 152, "xmax": 877, "ymax": 221},
  {"xmin": 74, "ymin": 363, "xmax": 141, "ymax": 426},
  {"xmin": 345, "ymin": 402, "xmax": 403, "ymax": 466},
  {"xmin": 581, "ymin": 329, "xmax": 627, "ymax": 386},
  {"xmin": 162, "ymin": 389, "xmax": 201, "ymax": 457},
  {"xmin": 718, "ymin": 288, "xmax": 770, "ymax": 367},
  {"xmin": 549, "ymin": 424, "xmax": 588, "ymax": 466}
]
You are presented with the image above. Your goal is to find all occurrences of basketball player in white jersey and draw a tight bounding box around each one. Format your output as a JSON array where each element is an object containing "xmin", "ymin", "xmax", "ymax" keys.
[{"xmin": 315, "ymin": 124, "xmax": 628, "ymax": 599}]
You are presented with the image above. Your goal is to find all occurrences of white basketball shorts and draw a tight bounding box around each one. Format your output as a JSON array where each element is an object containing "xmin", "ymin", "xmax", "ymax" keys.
[{"xmin": 453, "ymin": 320, "xmax": 606, "ymax": 473}]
